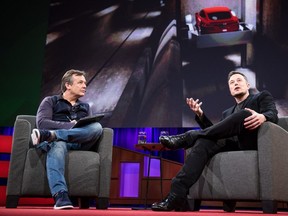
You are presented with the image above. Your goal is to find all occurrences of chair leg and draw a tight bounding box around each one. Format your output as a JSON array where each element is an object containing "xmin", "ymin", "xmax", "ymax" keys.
[
  {"xmin": 262, "ymin": 200, "xmax": 277, "ymax": 214},
  {"xmin": 96, "ymin": 197, "xmax": 109, "ymax": 209},
  {"xmin": 6, "ymin": 195, "xmax": 19, "ymax": 208},
  {"xmin": 186, "ymin": 199, "xmax": 201, "ymax": 211},
  {"xmin": 78, "ymin": 197, "xmax": 90, "ymax": 209},
  {"xmin": 223, "ymin": 200, "xmax": 236, "ymax": 212}
]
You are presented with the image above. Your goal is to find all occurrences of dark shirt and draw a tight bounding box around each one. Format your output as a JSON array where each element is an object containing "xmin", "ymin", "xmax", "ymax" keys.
[
  {"xmin": 36, "ymin": 95, "xmax": 92, "ymax": 130},
  {"xmin": 233, "ymin": 100, "xmax": 245, "ymax": 113}
]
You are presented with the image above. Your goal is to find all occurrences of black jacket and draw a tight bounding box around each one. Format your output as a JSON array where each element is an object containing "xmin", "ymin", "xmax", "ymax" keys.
[{"xmin": 196, "ymin": 90, "xmax": 278, "ymax": 129}]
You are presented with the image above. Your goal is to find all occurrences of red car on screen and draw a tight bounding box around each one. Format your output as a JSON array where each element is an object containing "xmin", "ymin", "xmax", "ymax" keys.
[{"xmin": 195, "ymin": 6, "xmax": 239, "ymax": 34}]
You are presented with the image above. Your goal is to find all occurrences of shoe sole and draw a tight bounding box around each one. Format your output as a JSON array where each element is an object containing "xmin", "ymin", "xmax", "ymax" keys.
[
  {"xmin": 31, "ymin": 129, "xmax": 40, "ymax": 145},
  {"xmin": 54, "ymin": 205, "xmax": 74, "ymax": 210},
  {"xmin": 151, "ymin": 206, "xmax": 186, "ymax": 212},
  {"xmin": 151, "ymin": 207, "xmax": 172, "ymax": 211}
]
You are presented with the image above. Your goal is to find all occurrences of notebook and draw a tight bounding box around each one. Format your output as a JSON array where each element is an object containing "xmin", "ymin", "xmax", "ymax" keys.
[{"xmin": 72, "ymin": 114, "xmax": 104, "ymax": 128}]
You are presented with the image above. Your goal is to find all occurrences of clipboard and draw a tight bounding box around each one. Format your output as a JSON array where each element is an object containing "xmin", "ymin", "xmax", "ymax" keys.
[{"xmin": 72, "ymin": 114, "xmax": 104, "ymax": 128}]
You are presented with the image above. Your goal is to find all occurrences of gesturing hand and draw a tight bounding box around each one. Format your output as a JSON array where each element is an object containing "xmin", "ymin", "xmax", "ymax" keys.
[
  {"xmin": 244, "ymin": 108, "xmax": 266, "ymax": 130},
  {"xmin": 186, "ymin": 98, "xmax": 203, "ymax": 117}
]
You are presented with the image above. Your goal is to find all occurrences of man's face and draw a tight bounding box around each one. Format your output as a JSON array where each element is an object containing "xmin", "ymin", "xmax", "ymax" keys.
[
  {"xmin": 228, "ymin": 74, "xmax": 250, "ymax": 98},
  {"xmin": 67, "ymin": 74, "xmax": 87, "ymax": 97}
]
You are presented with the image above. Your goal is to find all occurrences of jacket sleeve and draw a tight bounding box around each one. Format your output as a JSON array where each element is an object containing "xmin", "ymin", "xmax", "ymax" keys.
[{"xmin": 36, "ymin": 96, "xmax": 75, "ymax": 130}]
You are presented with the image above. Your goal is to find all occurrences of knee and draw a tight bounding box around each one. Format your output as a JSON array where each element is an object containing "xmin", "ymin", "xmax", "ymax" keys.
[
  {"xmin": 238, "ymin": 109, "xmax": 252, "ymax": 118},
  {"xmin": 228, "ymin": 109, "xmax": 252, "ymax": 124},
  {"xmin": 48, "ymin": 141, "xmax": 67, "ymax": 156},
  {"xmin": 84, "ymin": 122, "xmax": 103, "ymax": 141},
  {"xmin": 93, "ymin": 122, "xmax": 103, "ymax": 132},
  {"xmin": 91, "ymin": 122, "xmax": 103, "ymax": 136}
]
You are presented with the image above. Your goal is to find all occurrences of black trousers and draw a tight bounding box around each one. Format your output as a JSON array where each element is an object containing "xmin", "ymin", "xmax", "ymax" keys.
[{"xmin": 171, "ymin": 110, "xmax": 258, "ymax": 197}]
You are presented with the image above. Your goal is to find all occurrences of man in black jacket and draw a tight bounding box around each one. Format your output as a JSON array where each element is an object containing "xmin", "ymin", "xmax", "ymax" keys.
[{"xmin": 151, "ymin": 71, "xmax": 278, "ymax": 211}]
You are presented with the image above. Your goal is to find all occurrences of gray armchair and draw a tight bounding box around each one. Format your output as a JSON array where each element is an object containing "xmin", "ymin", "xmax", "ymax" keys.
[
  {"xmin": 187, "ymin": 116, "xmax": 288, "ymax": 214},
  {"xmin": 6, "ymin": 115, "xmax": 113, "ymax": 209}
]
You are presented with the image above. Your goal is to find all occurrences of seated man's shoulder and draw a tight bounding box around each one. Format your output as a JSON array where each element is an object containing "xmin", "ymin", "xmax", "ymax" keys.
[
  {"xmin": 253, "ymin": 90, "xmax": 273, "ymax": 98},
  {"xmin": 77, "ymin": 100, "xmax": 90, "ymax": 108}
]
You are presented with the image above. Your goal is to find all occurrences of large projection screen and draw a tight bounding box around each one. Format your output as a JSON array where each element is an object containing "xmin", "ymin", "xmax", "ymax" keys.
[{"xmin": 41, "ymin": 0, "xmax": 287, "ymax": 128}]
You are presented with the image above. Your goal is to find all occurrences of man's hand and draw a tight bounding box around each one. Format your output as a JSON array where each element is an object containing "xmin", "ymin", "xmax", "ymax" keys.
[
  {"xmin": 186, "ymin": 98, "xmax": 203, "ymax": 117},
  {"xmin": 244, "ymin": 108, "xmax": 267, "ymax": 130}
]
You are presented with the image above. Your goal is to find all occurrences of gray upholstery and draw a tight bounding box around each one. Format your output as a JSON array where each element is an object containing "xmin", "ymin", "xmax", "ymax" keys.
[
  {"xmin": 187, "ymin": 116, "xmax": 288, "ymax": 213},
  {"xmin": 6, "ymin": 115, "xmax": 113, "ymax": 209}
]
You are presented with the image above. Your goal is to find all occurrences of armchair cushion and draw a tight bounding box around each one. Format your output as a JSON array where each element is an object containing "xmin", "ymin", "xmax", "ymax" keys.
[
  {"xmin": 188, "ymin": 150, "xmax": 259, "ymax": 200},
  {"xmin": 6, "ymin": 115, "xmax": 113, "ymax": 208},
  {"xmin": 187, "ymin": 116, "xmax": 288, "ymax": 213}
]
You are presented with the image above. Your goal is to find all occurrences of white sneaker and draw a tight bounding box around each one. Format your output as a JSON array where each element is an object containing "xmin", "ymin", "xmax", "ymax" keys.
[
  {"xmin": 31, "ymin": 129, "xmax": 54, "ymax": 145},
  {"xmin": 31, "ymin": 129, "xmax": 40, "ymax": 145}
]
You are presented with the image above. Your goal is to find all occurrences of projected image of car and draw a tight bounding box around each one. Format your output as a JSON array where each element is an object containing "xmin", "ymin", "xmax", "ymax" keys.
[{"xmin": 195, "ymin": 6, "xmax": 239, "ymax": 34}]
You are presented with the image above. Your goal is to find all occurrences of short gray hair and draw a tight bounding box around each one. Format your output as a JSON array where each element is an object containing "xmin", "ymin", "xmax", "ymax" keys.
[{"xmin": 61, "ymin": 69, "xmax": 86, "ymax": 93}]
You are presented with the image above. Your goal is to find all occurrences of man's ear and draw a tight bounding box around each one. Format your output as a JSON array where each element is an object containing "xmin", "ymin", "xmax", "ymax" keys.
[{"xmin": 65, "ymin": 82, "xmax": 71, "ymax": 90}]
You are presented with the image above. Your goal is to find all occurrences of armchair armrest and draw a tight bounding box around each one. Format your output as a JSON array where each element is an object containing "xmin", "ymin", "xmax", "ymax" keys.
[
  {"xmin": 257, "ymin": 121, "xmax": 288, "ymax": 201},
  {"xmin": 278, "ymin": 116, "xmax": 288, "ymax": 131},
  {"xmin": 6, "ymin": 118, "xmax": 32, "ymax": 197},
  {"xmin": 97, "ymin": 127, "xmax": 114, "ymax": 198}
]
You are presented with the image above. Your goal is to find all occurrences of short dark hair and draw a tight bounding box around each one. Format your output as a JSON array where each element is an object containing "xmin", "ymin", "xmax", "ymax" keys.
[
  {"xmin": 61, "ymin": 69, "xmax": 86, "ymax": 93},
  {"xmin": 228, "ymin": 71, "xmax": 248, "ymax": 82}
]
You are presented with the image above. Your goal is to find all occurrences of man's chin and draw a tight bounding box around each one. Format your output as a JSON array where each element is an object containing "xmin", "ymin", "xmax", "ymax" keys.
[{"xmin": 233, "ymin": 92, "xmax": 245, "ymax": 97}]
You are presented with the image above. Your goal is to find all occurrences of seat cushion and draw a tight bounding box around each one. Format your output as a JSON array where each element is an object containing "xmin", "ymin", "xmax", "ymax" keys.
[
  {"xmin": 67, "ymin": 151, "xmax": 100, "ymax": 196},
  {"xmin": 188, "ymin": 150, "xmax": 260, "ymax": 200},
  {"xmin": 21, "ymin": 149, "xmax": 100, "ymax": 196}
]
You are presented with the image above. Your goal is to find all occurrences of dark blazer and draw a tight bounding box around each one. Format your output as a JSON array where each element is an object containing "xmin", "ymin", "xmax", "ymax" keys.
[{"xmin": 196, "ymin": 90, "xmax": 278, "ymax": 129}]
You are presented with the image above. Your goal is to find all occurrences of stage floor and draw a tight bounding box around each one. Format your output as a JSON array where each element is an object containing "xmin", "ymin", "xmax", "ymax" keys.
[{"xmin": 1, "ymin": 206, "xmax": 288, "ymax": 216}]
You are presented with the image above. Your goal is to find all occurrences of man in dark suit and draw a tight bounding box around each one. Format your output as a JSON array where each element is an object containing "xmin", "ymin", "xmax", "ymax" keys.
[{"xmin": 151, "ymin": 71, "xmax": 278, "ymax": 211}]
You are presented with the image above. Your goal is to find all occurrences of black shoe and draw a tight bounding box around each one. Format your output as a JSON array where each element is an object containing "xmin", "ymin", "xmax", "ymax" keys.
[
  {"xmin": 53, "ymin": 190, "xmax": 74, "ymax": 210},
  {"xmin": 159, "ymin": 132, "xmax": 193, "ymax": 150},
  {"xmin": 151, "ymin": 193, "xmax": 186, "ymax": 211}
]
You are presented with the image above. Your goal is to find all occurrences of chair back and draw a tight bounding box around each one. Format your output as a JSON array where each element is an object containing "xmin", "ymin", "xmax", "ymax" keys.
[
  {"xmin": 16, "ymin": 115, "xmax": 36, "ymax": 131},
  {"xmin": 278, "ymin": 116, "xmax": 288, "ymax": 131}
]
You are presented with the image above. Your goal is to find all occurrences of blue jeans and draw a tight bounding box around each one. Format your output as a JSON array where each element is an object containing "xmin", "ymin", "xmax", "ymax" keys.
[{"xmin": 38, "ymin": 122, "xmax": 103, "ymax": 196}]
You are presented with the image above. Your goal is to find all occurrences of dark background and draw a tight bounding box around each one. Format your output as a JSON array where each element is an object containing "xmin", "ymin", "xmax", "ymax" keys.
[
  {"xmin": 0, "ymin": 0, "xmax": 49, "ymax": 126},
  {"xmin": 1, "ymin": 0, "xmax": 287, "ymax": 127}
]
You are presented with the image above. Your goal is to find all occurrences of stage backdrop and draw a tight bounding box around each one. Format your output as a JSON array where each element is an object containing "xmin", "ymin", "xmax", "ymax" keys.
[
  {"xmin": 1, "ymin": 0, "xmax": 287, "ymax": 127},
  {"xmin": 41, "ymin": 0, "xmax": 288, "ymax": 128}
]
